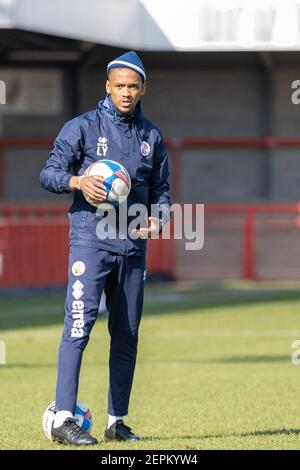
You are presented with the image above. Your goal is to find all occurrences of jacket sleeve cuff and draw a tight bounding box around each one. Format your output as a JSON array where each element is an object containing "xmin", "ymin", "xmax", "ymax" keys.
[{"xmin": 61, "ymin": 173, "xmax": 73, "ymax": 193}]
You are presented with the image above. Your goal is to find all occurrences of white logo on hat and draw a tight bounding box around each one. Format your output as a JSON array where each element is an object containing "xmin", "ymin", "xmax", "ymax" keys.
[
  {"xmin": 141, "ymin": 141, "xmax": 150, "ymax": 157},
  {"xmin": 72, "ymin": 261, "xmax": 86, "ymax": 276}
]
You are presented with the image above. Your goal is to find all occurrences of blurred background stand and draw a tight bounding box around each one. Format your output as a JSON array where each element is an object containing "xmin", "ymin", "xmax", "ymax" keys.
[{"xmin": 2, "ymin": 0, "xmax": 300, "ymax": 291}]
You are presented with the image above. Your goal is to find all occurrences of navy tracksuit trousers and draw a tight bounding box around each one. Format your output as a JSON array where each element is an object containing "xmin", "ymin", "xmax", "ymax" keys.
[{"xmin": 55, "ymin": 246, "xmax": 145, "ymax": 416}]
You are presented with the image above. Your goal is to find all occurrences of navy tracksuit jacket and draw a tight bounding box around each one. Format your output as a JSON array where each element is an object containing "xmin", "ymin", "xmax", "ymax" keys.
[{"xmin": 40, "ymin": 95, "xmax": 170, "ymax": 415}]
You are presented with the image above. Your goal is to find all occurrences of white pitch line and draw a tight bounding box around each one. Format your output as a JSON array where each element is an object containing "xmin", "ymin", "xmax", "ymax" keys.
[
  {"xmin": 2, "ymin": 329, "xmax": 300, "ymax": 340},
  {"xmin": 0, "ymin": 305, "xmax": 64, "ymax": 318},
  {"xmin": 0, "ymin": 294, "xmax": 188, "ymax": 319}
]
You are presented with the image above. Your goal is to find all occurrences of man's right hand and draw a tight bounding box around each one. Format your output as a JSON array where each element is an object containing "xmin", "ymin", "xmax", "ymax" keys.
[{"xmin": 69, "ymin": 176, "xmax": 107, "ymax": 205}]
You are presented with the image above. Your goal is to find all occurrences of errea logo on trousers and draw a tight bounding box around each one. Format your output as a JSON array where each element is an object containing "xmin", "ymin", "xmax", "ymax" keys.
[
  {"xmin": 71, "ymin": 281, "xmax": 85, "ymax": 337},
  {"xmin": 71, "ymin": 300, "xmax": 85, "ymax": 338},
  {"xmin": 72, "ymin": 280, "xmax": 83, "ymax": 300}
]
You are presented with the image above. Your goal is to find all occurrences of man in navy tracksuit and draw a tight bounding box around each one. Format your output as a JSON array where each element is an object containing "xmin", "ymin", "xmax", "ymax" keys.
[{"xmin": 40, "ymin": 51, "xmax": 170, "ymax": 446}]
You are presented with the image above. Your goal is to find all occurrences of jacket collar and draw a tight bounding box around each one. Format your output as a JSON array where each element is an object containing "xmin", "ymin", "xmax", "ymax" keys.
[{"xmin": 98, "ymin": 94, "xmax": 143, "ymax": 124}]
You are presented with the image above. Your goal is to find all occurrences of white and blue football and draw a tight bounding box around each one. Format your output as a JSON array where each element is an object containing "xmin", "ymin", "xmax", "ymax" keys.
[
  {"xmin": 83, "ymin": 159, "xmax": 131, "ymax": 210},
  {"xmin": 42, "ymin": 399, "xmax": 93, "ymax": 441}
]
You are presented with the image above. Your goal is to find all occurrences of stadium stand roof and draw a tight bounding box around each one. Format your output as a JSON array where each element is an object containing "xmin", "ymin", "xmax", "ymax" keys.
[{"xmin": 1, "ymin": 0, "xmax": 300, "ymax": 52}]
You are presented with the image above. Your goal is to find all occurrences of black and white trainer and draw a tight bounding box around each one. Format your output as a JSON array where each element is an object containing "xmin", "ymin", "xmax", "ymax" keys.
[
  {"xmin": 104, "ymin": 419, "xmax": 141, "ymax": 441},
  {"xmin": 51, "ymin": 417, "xmax": 98, "ymax": 446}
]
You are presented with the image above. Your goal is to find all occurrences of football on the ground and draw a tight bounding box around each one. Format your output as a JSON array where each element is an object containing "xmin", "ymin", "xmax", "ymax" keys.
[
  {"xmin": 42, "ymin": 399, "xmax": 93, "ymax": 440},
  {"xmin": 83, "ymin": 159, "xmax": 131, "ymax": 209}
]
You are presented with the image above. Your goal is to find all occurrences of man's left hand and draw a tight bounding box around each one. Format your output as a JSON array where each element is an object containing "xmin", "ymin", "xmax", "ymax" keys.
[{"xmin": 131, "ymin": 216, "xmax": 161, "ymax": 239}]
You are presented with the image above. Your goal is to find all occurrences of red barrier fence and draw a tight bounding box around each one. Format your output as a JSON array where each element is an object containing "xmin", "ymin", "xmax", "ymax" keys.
[
  {"xmin": 1, "ymin": 203, "xmax": 300, "ymax": 288},
  {"xmin": 174, "ymin": 203, "xmax": 300, "ymax": 280},
  {"xmin": 204, "ymin": 204, "xmax": 300, "ymax": 280},
  {"xmin": 1, "ymin": 136, "xmax": 300, "ymax": 285},
  {"xmin": 0, "ymin": 218, "xmax": 69, "ymax": 287},
  {"xmin": 0, "ymin": 204, "xmax": 174, "ymax": 288}
]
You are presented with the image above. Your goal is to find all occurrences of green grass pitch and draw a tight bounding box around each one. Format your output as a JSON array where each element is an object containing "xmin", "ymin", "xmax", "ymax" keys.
[{"xmin": 1, "ymin": 281, "xmax": 300, "ymax": 450}]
